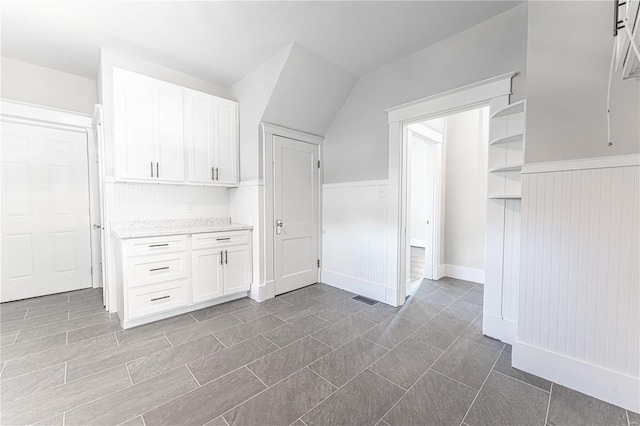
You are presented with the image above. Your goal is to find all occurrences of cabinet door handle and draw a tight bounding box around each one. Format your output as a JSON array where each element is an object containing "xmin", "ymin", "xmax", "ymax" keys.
[
  {"xmin": 149, "ymin": 266, "xmax": 169, "ymax": 272},
  {"xmin": 149, "ymin": 243, "xmax": 169, "ymax": 247},
  {"xmin": 156, "ymin": 162, "xmax": 159, "ymax": 178},
  {"xmin": 150, "ymin": 161, "xmax": 154, "ymax": 177},
  {"xmin": 211, "ymin": 167, "xmax": 215, "ymax": 181},
  {"xmin": 225, "ymin": 250, "xmax": 228, "ymax": 265},
  {"xmin": 216, "ymin": 237, "xmax": 231, "ymax": 241},
  {"xmin": 220, "ymin": 250, "xmax": 224, "ymax": 266},
  {"xmin": 150, "ymin": 295, "xmax": 170, "ymax": 302},
  {"xmin": 215, "ymin": 167, "xmax": 219, "ymax": 181}
]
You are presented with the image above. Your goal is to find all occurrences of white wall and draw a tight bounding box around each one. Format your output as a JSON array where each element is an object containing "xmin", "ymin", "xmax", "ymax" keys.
[
  {"xmin": 443, "ymin": 108, "xmax": 488, "ymax": 273},
  {"xmin": 1, "ymin": 57, "xmax": 97, "ymax": 113},
  {"xmin": 524, "ymin": 1, "xmax": 640, "ymax": 164},
  {"xmin": 322, "ymin": 3, "xmax": 528, "ymax": 184}
]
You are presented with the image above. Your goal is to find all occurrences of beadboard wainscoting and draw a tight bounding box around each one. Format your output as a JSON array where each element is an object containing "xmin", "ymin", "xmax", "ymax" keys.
[
  {"xmin": 513, "ymin": 155, "xmax": 640, "ymax": 412},
  {"xmin": 321, "ymin": 180, "xmax": 391, "ymax": 303}
]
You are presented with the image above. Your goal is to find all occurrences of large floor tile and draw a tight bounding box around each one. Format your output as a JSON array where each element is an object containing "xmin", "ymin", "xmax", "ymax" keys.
[
  {"xmin": 67, "ymin": 318, "xmax": 123, "ymax": 344},
  {"xmin": 1, "ymin": 311, "xmax": 69, "ymax": 334},
  {"xmin": 116, "ymin": 314, "xmax": 197, "ymax": 346},
  {"xmin": 303, "ymin": 369, "xmax": 404, "ymax": 426},
  {"xmin": 384, "ymin": 370, "xmax": 476, "ymax": 426},
  {"xmin": 65, "ymin": 366, "xmax": 198, "ymax": 426},
  {"xmin": 0, "ymin": 365, "xmax": 131, "ymax": 425},
  {"xmin": 67, "ymin": 288, "xmax": 102, "ymax": 302},
  {"xmin": 188, "ymin": 335, "xmax": 278, "ymax": 385},
  {"xmin": 1, "ymin": 331, "xmax": 17, "ymax": 347},
  {"xmin": 66, "ymin": 334, "xmax": 171, "ymax": 381},
  {"xmin": 439, "ymin": 299, "xmax": 483, "ymax": 325},
  {"xmin": 248, "ymin": 336, "xmax": 332, "ymax": 386},
  {"xmin": 231, "ymin": 298, "xmax": 292, "ymax": 322},
  {"xmin": 277, "ymin": 285, "xmax": 328, "ymax": 306},
  {"xmin": 363, "ymin": 316, "xmax": 422, "ymax": 349},
  {"xmin": 164, "ymin": 313, "xmax": 241, "ymax": 346},
  {"xmin": 0, "ymin": 363, "xmax": 66, "ymax": 403},
  {"xmin": 547, "ymin": 384, "xmax": 628, "ymax": 426},
  {"xmin": 356, "ymin": 303, "xmax": 401, "ymax": 324},
  {"xmin": 369, "ymin": 338, "xmax": 443, "ymax": 389},
  {"xmin": 431, "ymin": 337, "xmax": 501, "ymax": 390},
  {"xmin": 127, "ymin": 335, "xmax": 224, "ymax": 384},
  {"xmin": 309, "ymin": 337, "xmax": 387, "ymax": 387},
  {"xmin": 440, "ymin": 279, "xmax": 477, "ymax": 295},
  {"xmin": 314, "ymin": 299, "xmax": 368, "ymax": 323},
  {"xmin": 459, "ymin": 315, "xmax": 504, "ymax": 350},
  {"xmin": 412, "ymin": 315, "xmax": 467, "ymax": 350},
  {"xmin": 0, "ymin": 308, "xmax": 28, "ymax": 323},
  {"xmin": 493, "ymin": 345, "xmax": 551, "ymax": 391},
  {"xmin": 397, "ymin": 298, "xmax": 441, "ymax": 324},
  {"xmin": 120, "ymin": 415, "xmax": 145, "ymax": 426},
  {"xmin": 414, "ymin": 288, "xmax": 461, "ymax": 309},
  {"xmin": 225, "ymin": 368, "xmax": 335, "ymax": 426},
  {"xmin": 143, "ymin": 367, "xmax": 265, "ymax": 426},
  {"xmin": 16, "ymin": 312, "xmax": 110, "ymax": 343},
  {"xmin": 313, "ymin": 288, "xmax": 356, "ymax": 306},
  {"xmin": 214, "ymin": 314, "xmax": 285, "ymax": 346},
  {"xmin": 274, "ymin": 298, "xmax": 329, "ymax": 322},
  {"xmin": 191, "ymin": 299, "xmax": 257, "ymax": 322},
  {"xmin": 290, "ymin": 314, "xmax": 332, "ymax": 334},
  {"xmin": 628, "ymin": 410, "xmax": 640, "ymax": 426},
  {"xmin": 261, "ymin": 324, "xmax": 308, "ymax": 348},
  {"xmin": 464, "ymin": 371, "xmax": 549, "ymax": 426},
  {"xmin": 33, "ymin": 414, "xmax": 64, "ymax": 426},
  {"xmin": 312, "ymin": 315, "xmax": 375, "ymax": 349},
  {"xmin": 1, "ymin": 333, "xmax": 118, "ymax": 379},
  {"xmin": 0, "ymin": 332, "xmax": 67, "ymax": 362}
]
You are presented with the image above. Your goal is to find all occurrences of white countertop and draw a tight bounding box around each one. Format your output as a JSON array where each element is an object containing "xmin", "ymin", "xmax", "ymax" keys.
[{"xmin": 111, "ymin": 218, "xmax": 253, "ymax": 239}]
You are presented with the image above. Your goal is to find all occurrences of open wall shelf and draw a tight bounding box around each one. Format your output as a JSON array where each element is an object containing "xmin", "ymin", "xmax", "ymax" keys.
[
  {"xmin": 490, "ymin": 133, "xmax": 524, "ymax": 146},
  {"xmin": 489, "ymin": 194, "xmax": 522, "ymax": 200},
  {"xmin": 490, "ymin": 163, "xmax": 523, "ymax": 173},
  {"xmin": 490, "ymin": 99, "xmax": 526, "ymax": 119}
]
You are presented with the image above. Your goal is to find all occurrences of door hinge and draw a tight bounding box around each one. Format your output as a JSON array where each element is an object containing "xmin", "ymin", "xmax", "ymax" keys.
[
  {"xmin": 317, "ymin": 259, "xmax": 320, "ymax": 267},
  {"xmin": 317, "ymin": 160, "xmax": 320, "ymax": 169}
]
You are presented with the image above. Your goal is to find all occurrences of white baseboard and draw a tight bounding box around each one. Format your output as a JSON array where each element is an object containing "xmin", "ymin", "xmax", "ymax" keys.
[
  {"xmin": 513, "ymin": 341, "xmax": 640, "ymax": 413},
  {"xmin": 443, "ymin": 264, "xmax": 485, "ymax": 284},
  {"xmin": 436, "ymin": 264, "xmax": 446, "ymax": 280},
  {"xmin": 250, "ymin": 280, "xmax": 274, "ymax": 302},
  {"xmin": 410, "ymin": 239, "xmax": 426, "ymax": 248},
  {"xmin": 321, "ymin": 270, "xmax": 386, "ymax": 303},
  {"xmin": 482, "ymin": 313, "xmax": 517, "ymax": 345}
]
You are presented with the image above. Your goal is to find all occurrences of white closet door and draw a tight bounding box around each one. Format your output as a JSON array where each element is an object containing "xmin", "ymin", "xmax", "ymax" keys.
[
  {"xmin": 1, "ymin": 122, "xmax": 92, "ymax": 302},
  {"xmin": 213, "ymin": 98, "xmax": 238, "ymax": 185},
  {"xmin": 273, "ymin": 136, "xmax": 319, "ymax": 295}
]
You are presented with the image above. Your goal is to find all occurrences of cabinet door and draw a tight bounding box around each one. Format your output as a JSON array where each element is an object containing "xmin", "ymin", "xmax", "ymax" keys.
[
  {"xmin": 114, "ymin": 69, "xmax": 155, "ymax": 180},
  {"xmin": 223, "ymin": 245, "xmax": 251, "ymax": 295},
  {"xmin": 184, "ymin": 90, "xmax": 216, "ymax": 183},
  {"xmin": 154, "ymin": 82, "xmax": 185, "ymax": 182},
  {"xmin": 191, "ymin": 248, "xmax": 224, "ymax": 303},
  {"xmin": 213, "ymin": 98, "xmax": 239, "ymax": 185}
]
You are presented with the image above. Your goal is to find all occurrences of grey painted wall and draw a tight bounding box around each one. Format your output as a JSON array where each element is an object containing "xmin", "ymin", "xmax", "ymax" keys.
[
  {"xmin": 1, "ymin": 57, "xmax": 97, "ymax": 114},
  {"xmin": 524, "ymin": 1, "xmax": 640, "ymax": 164},
  {"xmin": 322, "ymin": 4, "xmax": 528, "ymax": 184}
]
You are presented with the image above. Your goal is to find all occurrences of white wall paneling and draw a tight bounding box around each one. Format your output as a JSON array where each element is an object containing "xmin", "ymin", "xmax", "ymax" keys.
[
  {"xmin": 513, "ymin": 157, "xmax": 640, "ymax": 412},
  {"xmin": 321, "ymin": 180, "xmax": 390, "ymax": 303}
]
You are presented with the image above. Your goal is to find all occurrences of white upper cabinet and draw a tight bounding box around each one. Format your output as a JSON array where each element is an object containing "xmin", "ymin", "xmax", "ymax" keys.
[{"xmin": 113, "ymin": 68, "xmax": 238, "ymax": 186}]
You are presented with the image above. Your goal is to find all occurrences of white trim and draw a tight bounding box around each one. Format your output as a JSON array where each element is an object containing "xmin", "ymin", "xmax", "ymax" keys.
[
  {"xmin": 261, "ymin": 122, "xmax": 323, "ymax": 145},
  {"xmin": 321, "ymin": 270, "xmax": 387, "ymax": 302},
  {"xmin": 443, "ymin": 264, "xmax": 485, "ymax": 284},
  {"xmin": 322, "ymin": 179, "xmax": 389, "ymax": 189},
  {"xmin": 521, "ymin": 154, "xmax": 640, "ymax": 174},
  {"xmin": 436, "ymin": 264, "xmax": 446, "ymax": 280},
  {"xmin": 238, "ymin": 180, "xmax": 264, "ymax": 187},
  {"xmin": 483, "ymin": 314, "xmax": 517, "ymax": 345},
  {"xmin": 410, "ymin": 239, "xmax": 426, "ymax": 248},
  {"xmin": 1, "ymin": 99, "xmax": 92, "ymax": 130},
  {"xmin": 513, "ymin": 341, "xmax": 640, "ymax": 413},
  {"xmin": 386, "ymin": 72, "xmax": 517, "ymax": 123}
]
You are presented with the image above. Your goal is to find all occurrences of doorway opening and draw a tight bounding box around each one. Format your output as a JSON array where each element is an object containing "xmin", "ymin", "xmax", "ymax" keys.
[{"xmin": 405, "ymin": 106, "xmax": 489, "ymax": 294}]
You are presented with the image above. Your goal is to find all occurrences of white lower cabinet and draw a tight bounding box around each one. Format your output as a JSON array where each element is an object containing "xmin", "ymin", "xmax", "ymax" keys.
[{"xmin": 117, "ymin": 230, "xmax": 252, "ymax": 328}]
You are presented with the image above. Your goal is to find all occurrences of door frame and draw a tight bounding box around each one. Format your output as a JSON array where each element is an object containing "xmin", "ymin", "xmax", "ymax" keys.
[
  {"xmin": 385, "ymin": 72, "xmax": 517, "ymax": 306},
  {"xmin": 0, "ymin": 99, "xmax": 103, "ymax": 291},
  {"xmin": 405, "ymin": 127, "xmax": 444, "ymax": 295},
  {"xmin": 256, "ymin": 122, "xmax": 323, "ymax": 301}
]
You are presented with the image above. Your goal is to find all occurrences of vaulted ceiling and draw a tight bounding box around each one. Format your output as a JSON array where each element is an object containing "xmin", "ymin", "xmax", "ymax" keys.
[{"xmin": 1, "ymin": 1, "xmax": 521, "ymax": 86}]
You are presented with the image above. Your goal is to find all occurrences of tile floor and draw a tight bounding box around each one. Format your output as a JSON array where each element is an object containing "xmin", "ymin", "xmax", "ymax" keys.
[{"xmin": 0, "ymin": 280, "xmax": 637, "ymax": 426}]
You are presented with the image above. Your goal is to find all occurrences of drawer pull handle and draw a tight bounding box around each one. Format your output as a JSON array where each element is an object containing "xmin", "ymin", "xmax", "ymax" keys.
[
  {"xmin": 149, "ymin": 244, "xmax": 169, "ymax": 248},
  {"xmin": 150, "ymin": 295, "xmax": 170, "ymax": 302},
  {"xmin": 216, "ymin": 237, "xmax": 231, "ymax": 241},
  {"xmin": 150, "ymin": 267, "xmax": 170, "ymax": 272}
]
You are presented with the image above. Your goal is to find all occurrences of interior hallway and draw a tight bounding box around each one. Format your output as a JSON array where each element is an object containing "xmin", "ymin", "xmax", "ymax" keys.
[{"xmin": 1, "ymin": 281, "xmax": 635, "ymax": 425}]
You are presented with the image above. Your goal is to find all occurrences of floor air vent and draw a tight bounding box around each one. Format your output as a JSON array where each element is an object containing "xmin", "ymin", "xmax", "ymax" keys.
[{"xmin": 353, "ymin": 295, "xmax": 378, "ymax": 305}]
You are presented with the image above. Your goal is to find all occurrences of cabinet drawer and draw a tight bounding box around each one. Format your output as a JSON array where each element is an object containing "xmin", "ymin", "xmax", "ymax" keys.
[
  {"xmin": 192, "ymin": 230, "xmax": 249, "ymax": 249},
  {"xmin": 126, "ymin": 252, "xmax": 188, "ymax": 288},
  {"xmin": 127, "ymin": 280, "xmax": 189, "ymax": 320},
  {"xmin": 126, "ymin": 235, "xmax": 187, "ymax": 256}
]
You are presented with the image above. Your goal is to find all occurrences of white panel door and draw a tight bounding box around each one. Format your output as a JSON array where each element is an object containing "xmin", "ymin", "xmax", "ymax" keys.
[
  {"xmin": 213, "ymin": 98, "xmax": 238, "ymax": 185},
  {"xmin": 114, "ymin": 69, "xmax": 155, "ymax": 180},
  {"xmin": 1, "ymin": 122, "xmax": 92, "ymax": 302},
  {"xmin": 223, "ymin": 245, "xmax": 252, "ymax": 295},
  {"xmin": 185, "ymin": 90, "xmax": 216, "ymax": 184},
  {"xmin": 191, "ymin": 248, "xmax": 223, "ymax": 303},
  {"xmin": 273, "ymin": 136, "xmax": 319, "ymax": 295},
  {"xmin": 154, "ymin": 82, "xmax": 185, "ymax": 182}
]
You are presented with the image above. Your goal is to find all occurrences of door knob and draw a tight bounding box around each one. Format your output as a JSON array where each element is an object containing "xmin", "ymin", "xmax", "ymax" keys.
[
  {"xmin": 276, "ymin": 219, "xmax": 283, "ymax": 235},
  {"xmin": 93, "ymin": 224, "xmax": 102, "ymax": 230}
]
